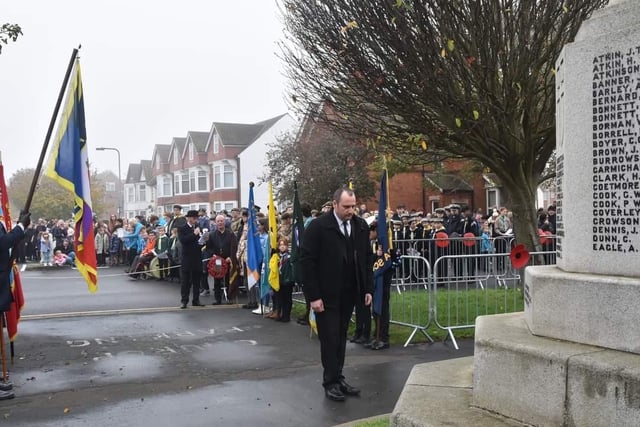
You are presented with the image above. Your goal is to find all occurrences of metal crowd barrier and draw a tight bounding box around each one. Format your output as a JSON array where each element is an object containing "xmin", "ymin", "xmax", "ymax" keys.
[
  {"xmin": 290, "ymin": 234, "xmax": 557, "ymax": 348},
  {"xmin": 390, "ymin": 255, "xmax": 434, "ymax": 347},
  {"xmin": 390, "ymin": 235, "xmax": 557, "ymax": 349}
]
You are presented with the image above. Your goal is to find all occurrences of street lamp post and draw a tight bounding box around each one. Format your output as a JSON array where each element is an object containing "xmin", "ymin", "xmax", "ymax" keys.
[{"xmin": 96, "ymin": 147, "xmax": 122, "ymax": 217}]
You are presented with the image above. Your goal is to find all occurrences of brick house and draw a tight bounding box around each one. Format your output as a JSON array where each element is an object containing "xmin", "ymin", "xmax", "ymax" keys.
[
  {"xmin": 296, "ymin": 102, "xmax": 492, "ymax": 213},
  {"xmin": 126, "ymin": 114, "xmax": 295, "ymax": 217}
]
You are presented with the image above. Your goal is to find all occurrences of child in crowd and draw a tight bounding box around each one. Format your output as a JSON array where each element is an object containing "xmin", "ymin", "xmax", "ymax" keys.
[
  {"xmin": 154, "ymin": 226, "xmax": 169, "ymax": 280},
  {"xmin": 276, "ymin": 238, "xmax": 295, "ymax": 323},
  {"xmin": 95, "ymin": 225, "xmax": 110, "ymax": 266},
  {"xmin": 40, "ymin": 231, "xmax": 55, "ymax": 266},
  {"xmin": 53, "ymin": 249, "xmax": 73, "ymax": 267}
]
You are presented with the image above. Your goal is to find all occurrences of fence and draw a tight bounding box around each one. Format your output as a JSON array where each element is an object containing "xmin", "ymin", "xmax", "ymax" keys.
[
  {"xmin": 390, "ymin": 235, "xmax": 557, "ymax": 348},
  {"xmin": 292, "ymin": 234, "xmax": 557, "ymax": 349}
]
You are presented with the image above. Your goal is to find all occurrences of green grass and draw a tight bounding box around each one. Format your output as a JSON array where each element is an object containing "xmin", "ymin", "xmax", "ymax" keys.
[
  {"xmin": 351, "ymin": 416, "xmax": 389, "ymax": 427},
  {"xmin": 292, "ymin": 285, "xmax": 524, "ymax": 346}
]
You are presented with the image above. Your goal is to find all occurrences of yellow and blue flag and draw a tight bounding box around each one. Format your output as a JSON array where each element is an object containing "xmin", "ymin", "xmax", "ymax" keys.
[
  {"xmin": 246, "ymin": 183, "xmax": 263, "ymax": 289},
  {"xmin": 45, "ymin": 60, "xmax": 98, "ymax": 293}
]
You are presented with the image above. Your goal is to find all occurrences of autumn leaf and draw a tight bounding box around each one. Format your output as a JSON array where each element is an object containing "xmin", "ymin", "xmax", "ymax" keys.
[
  {"xmin": 394, "ymin": 0, "xmax": 404, "ymax": 7},
  {"xmin": 64, "ymin": 408, "xmax": 71, "ymax": 414},
  {"xmin": 421, "ymin": 140, "xmax": 427, "ymax": 150},
  {"xmin": 447, "ymin": 39, "xmax": 455, "ymax": 52},
  {"xmin": 551, "ymin": 67, "xmax": 556, "ymax": 75},
  {"xmin": 466, "ymin": 56, "xmax": 477, "ymax": 67},
  {"xmin": 455, "ymin": 118, "xmax": 462, "ymax": 128},
  {"xmin": 473, "ymin": 110, "xmax": 480, "ymax": 120},
  {"xmin": 563, "ymin": 6, "xmax": 569, "ymax": 13},
  {"xmin": 440, "ymin": 48, "xmax": 446, "ymax": 58},
  {"xmin": 341, "ymin": 20, "xmax": 358, "ymax": 34}
]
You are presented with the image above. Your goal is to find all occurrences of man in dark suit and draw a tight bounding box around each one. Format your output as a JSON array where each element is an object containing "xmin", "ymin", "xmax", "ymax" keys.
[
  {"xmin": 300, "ymin": 187, "xmax": 373, "ymax": 402},
  {"xmin": 177, "ymin": 210, "xmax": 205, "ymax": 309}
]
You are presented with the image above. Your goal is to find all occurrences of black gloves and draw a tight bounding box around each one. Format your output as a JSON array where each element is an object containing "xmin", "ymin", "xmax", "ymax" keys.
[{"xmin": 19, "ymin": 212, "xmax": 31, "ymax": 228}]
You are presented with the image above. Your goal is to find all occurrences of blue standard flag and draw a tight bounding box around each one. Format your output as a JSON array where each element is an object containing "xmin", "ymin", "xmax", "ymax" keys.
[
  {"xmin": 45, "ymin": 60, "xmax": 98, "ymax": 293},
  {"xmin": 372, "ymin": 169, "xmax": 393, "ymax": 315}
]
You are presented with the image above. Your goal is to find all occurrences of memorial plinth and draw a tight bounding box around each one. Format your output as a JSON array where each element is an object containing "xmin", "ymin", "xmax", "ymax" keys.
[{"xmin": 471, "ymin": 1, "xmax": 640, "ymax": 425}]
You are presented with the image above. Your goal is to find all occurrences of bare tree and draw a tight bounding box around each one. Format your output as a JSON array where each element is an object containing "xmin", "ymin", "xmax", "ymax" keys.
[
  {"xmin": 280, "ymin": 0, "xmax": 607, "ymax": 250},
  {"xmin": 263, "ymin": 129, "xmax": 376, "ymax": 209}
]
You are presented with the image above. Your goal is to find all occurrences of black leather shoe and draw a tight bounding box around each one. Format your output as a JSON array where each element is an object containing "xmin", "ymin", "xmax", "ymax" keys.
[
  {"xmin": 180, "ymin": 303, "xmax": 187, "ymax": 309},
  {"xmin": 192, "ymin": 302, "xmax": 205, "ymax": 307},
  {"xmin": 349, "ymin": 335, "xmax": 361, "ymax": 343},
  {"xmin": 339, "ymin": 380, "xmax": 360, "ymax": 396},
  {"xmin": 211, "ymin": 301, "xmax": 221, "ymax": 306},
  {"xmin": 324, "ymin": 385, "xmax": 346, "ymax": 402}
]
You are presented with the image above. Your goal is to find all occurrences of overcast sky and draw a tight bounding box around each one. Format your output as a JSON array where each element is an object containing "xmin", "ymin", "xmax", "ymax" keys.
[{"xmin": 1, "ymin": 0, "xmax": 290, "ymax": 179}]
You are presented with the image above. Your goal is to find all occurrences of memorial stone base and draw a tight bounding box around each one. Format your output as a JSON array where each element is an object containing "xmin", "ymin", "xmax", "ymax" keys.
[{"xmin": 473, "ymin": 312, "xmax": 640, "ymax": 427}]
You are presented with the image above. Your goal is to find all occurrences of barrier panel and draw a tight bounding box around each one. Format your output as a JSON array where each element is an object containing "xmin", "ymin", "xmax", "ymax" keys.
[
  {"xmin": 389, "ymin": 255, "xmax": 434, "ymax": 347},
  {"xmin": 291, "ymin": 234, "xmax": 557, "ymax": 349}
]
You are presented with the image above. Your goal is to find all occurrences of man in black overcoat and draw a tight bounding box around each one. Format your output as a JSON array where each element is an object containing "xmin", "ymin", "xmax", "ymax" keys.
[
  {"xmin": 300, "ymin": 187, "xmax": 373, "ymax": 402},
  {"xmin": 177, "ymin": 210, "xmax": 205, "ymax": 309}
]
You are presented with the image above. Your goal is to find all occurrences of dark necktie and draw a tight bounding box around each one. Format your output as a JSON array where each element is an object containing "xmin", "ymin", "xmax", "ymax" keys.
[{"xmin": 342, "ymin": 221, "xmax": 349, "ymax": 237}]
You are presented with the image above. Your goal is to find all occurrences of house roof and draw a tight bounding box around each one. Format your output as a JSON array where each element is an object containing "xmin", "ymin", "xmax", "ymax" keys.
[
  {"xmin": 125, "ymin": 163, "xmax": 141, "ymax": 183},
  {"xmin": 185, "ymin": 131, "xmax": 209, "ymax": 153},
  {"xmin": 141, "ymin": 160, "xmax": 154, "ymax": 185},
  {"xmin": 208, "ymin": 113, "xmax": 288, "ymax": 149},
  {"xmin": 152, "ymin": 144, "xmax": 171, "ymax": 164},
  {"xmin": 424, "ymin": 174, "xmax": 473, "ymax": 192},
  {"xmin": 125, "ymin": 160, "xmax": 153, "ymax": 184}
]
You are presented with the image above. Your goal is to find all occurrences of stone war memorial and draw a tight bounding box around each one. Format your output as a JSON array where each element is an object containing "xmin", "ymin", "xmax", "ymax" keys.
[{"xmin": 391, "ymin": 1, "xmax": 640, "ymax": 426}]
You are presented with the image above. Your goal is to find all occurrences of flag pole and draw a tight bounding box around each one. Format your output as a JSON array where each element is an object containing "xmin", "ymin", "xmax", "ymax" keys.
[{"xmin": 23, "ymin": 46, "xmax": 80, "ymax": 212}]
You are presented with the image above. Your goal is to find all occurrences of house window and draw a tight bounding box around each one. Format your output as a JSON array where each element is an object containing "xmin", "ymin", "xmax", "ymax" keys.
[
  {"xmin": 181, "ymin": 174, "xmax": 190, "ymax": 194},
  {"xmin": 214, "ymin": 164, "xmax": 235, "ymax": 189},
  {"xmin": 174, "ymin": 175, "xmax": 180, "ymax": 194},
  {"xmin": 138, "ymin": 184, "xmax": 146, "ymax": 202},
  {"xmin": 162, "ymin": 177, "xmax": 171, "ymax": 197},
  {"xmin": 156, "ymin": 154, "xmax": 161, "ymax": 170},
  {"xmin": 127, "ymin": 187, "xmax": 134, "ymax": 203},
  {"xmin": 214, "ymin": 201, "xmax": 237, "ymax": 212},
  {"xmin": 173, "ymin": 149, "xmax": 178, "ymax": 165},
  {"xmin": 189, "ymin": 143, "xmax": 194, "ymax": 161},
  {"xmin": 213, "ymin": 130, "xmax": 220, "ymax": 154},
  {"xmin": 106, "ymin": 182, "xmax": 115, "ymax": 192},
  {"xmin": 189, "ymin": 171, "xmax": 196, "ymax": 192},
  {"xmin": 487, "ymin": 189, "xmax": 498, "ymax": 212},
  {"xmin": 198, "ymin": 170, "xmax": 207, "ymax": 190},
  {"xmin": 430, "ymin": 201, "xmax": 439, "ymax": 213}
]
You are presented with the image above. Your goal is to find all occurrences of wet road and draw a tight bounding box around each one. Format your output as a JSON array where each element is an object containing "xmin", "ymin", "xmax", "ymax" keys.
[{"xmin": 2, "ymin": 265, "xmax": 473, "ymax": 426}]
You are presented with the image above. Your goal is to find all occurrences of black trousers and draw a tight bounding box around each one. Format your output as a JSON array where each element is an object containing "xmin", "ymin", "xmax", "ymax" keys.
[
  {"xmin": 353, "ymin": 295, "xmax": 371, "ymax": 339},
  {"xmin": 279, "ymin": 282, "xmax": 294, "ymax": 321},
  {"xmin": 316, "ymin": 289, "xmax": 355, "ymax": 388},
  {"xmin": 372, "ymin": 276, "xmax": 392, "ymax": 342},
  {"xmin": 181, "ymin": 269, "xmax": 202, "ymax": 304}
]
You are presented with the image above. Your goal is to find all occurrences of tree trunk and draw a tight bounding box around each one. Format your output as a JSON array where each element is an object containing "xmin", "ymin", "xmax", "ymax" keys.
[{"xmin": 502, "ymin": 180, "xmax": 543, "ymax": 255}]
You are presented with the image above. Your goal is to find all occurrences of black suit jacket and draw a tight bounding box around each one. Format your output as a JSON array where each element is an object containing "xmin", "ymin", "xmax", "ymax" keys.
[
  {"xmin": 177, "ymin": 222, "xmax": 202, "ymax": 271},
  {"xmin": 300, "ymin": 211, "xmax": 373, "ymax": 307}
]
